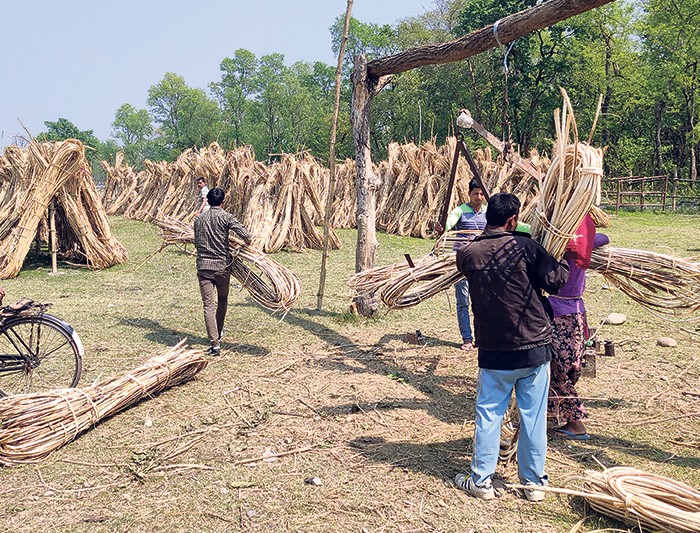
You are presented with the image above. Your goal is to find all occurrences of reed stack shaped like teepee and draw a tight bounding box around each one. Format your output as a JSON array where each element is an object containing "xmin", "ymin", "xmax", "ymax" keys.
[
  {"xmin": 0, "ymin": 139, "xmax": 127, "ymax": 279},
  {"xmin": 103, "ymin": 143, "xmax": 342, "ymax": 253}
]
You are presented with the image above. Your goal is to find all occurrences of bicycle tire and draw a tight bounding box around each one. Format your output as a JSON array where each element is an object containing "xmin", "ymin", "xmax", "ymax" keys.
[{"xmin": 0, "ymin": 313, "xmax": 84, "ymax": 397}]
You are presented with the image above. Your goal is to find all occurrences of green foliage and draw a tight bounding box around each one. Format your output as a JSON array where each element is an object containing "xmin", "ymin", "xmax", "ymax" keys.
[
  {"xmin": 147, "ymin": 72, "xmax": 223, "ymax": 159},
  {"xmin": 35, "ymin": 0, "xmax": 694, "ymax": 184},
  {"xmin": 39, "ymin": 118, "xmax": 100, "ymax": 149},
  {"xmin": 112, "ymin": 104, "xmax": 153, "ymax": 167}
]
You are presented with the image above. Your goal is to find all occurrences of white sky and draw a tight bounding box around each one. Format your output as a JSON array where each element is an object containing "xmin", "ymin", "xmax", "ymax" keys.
[{"xmin": 1, "ymin": 0, "xmax": 433, "ymax": 148}]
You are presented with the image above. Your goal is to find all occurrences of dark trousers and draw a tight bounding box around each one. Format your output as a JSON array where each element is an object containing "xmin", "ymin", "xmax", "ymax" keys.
[{"xmin": 197, "ymin": 269, "xmax": 230, "ymax": 346}]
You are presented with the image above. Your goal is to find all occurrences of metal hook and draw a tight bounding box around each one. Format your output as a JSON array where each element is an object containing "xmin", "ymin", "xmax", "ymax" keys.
[{"xmin": 493, "ymin": 19, "xmax": 515, "ymax": 74}]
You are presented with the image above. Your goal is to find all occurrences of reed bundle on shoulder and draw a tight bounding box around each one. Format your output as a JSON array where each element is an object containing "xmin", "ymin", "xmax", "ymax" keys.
[
  {"xmin": 564, "ymin": 467, "xmax": 700, "ymax": 533},
  {"xmin": 590, "ymin": 245, "xmax": 700, "ymax": 318},
  {"xmin": 529, "ymin": 89, "xmax": 604, "ymax": 259},
  {"xmin": 0, "ymin": 341, "xmax": 207, "ymax": 466},
  {"xmin": 155, "ymin": 216, "xmax": 300, "ymax": 312}
]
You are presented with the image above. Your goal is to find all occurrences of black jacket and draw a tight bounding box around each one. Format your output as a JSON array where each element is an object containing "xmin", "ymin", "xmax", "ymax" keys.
[{"xmin": 456, "ymin": 228, "xmax": 569, "ymax": 355}]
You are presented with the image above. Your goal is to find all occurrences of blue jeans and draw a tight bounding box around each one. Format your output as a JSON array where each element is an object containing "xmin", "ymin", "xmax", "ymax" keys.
[
  {"xmin": 470, "ymin": 362, "xmax": 550, "ymax": 487},
  {"xmin": 455, "ymin": 279, "xmax": 472, "ymax": 343}
]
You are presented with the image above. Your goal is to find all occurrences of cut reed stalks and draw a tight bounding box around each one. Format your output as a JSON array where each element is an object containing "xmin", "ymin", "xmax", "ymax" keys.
[
  {"xmin": 0, "ymin": 340, "xmax": 207, "ymax": 466},
  {"xmin": 530, "ymin": 89, "xmax": 604, "ymax": 259},
  {"xmin": 590, "ymin": 245, "xmax": 700, "ymax": 318},
  {"xmin": 564, "ymin": 467, "xmax": 700, "ymax": 533}
]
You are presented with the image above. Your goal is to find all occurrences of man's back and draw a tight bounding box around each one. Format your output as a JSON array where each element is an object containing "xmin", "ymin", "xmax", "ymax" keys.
[
  {"xmin": 194, "ymin": 207, "xmax": 250, "ymax": 272},
  {"xmin": 456, "ymin": 229, "xmax": 568, "ymax": 353}
]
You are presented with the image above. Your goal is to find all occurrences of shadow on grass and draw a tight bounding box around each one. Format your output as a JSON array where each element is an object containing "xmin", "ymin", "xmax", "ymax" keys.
[
  {"xmin": 21, "ymin": 253, "xmax": 91, "ymax": 274},
  {"xmin": 249, "ymin": 304, "xmax": 477, "ymax": 427},
  {"xmin": 347, "ymin": 435, "xmax": 472, "ymax": 479},
  {"xmin": 549, "ymin": 433, "xmax": 700, "ymax": 470},
  {"xmin": 118, "ymin": 316, "xmax": 269, "ymax": 356}
]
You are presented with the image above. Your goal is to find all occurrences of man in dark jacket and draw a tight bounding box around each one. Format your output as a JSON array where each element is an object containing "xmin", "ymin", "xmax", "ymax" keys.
[
  {"xmin": 453, "ymin": 193, "xmax": 569, "ymax": 502},
  {"xmin": 194, "ymin": 188, "xmax": 252, "ymax": 356}
]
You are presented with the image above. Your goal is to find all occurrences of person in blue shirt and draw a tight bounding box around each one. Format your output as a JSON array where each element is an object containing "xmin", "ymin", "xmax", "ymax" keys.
[{"xmin": 444, "ymin": 180, "xmax": 487, "ymax": 350}]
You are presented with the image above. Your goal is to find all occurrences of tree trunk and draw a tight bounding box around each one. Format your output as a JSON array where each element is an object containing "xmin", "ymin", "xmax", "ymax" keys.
[
  {"xmin": 351, "ymin": 55, "xmax": 390, "ymax": 316},
  {"xmin": 366, "ymin": 0, "xmax": 615, "ymax": 79},
  {"xmin": 654, "ymin": 100, "xmax": 666, "ymax": 174}
]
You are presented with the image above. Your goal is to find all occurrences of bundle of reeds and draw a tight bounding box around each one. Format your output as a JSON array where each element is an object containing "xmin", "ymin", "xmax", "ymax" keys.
[
  {"xmin": 0, "ymin": 341, "xmax": 207, "ymax": 466},
  {"xmin": 155, "ymin": 216, "xmax": 301, "ymax": 312},
  {"xmin": 378, "ymin": 255, "xmax": 461, "ymax": 309},
  {"xmin": 0, "ymin": 140, "xmax": 127, "ymax": 279},
  {"xmin": 353, "ymin": 238, "xmax": 700, "ymax": 315},
  {"xmin": 589, "ymin": 204, "xmax": 611, "ymax": 228},
  {"xmin": 529, "ymin": 89, "xmax": 604, "ymax": 259},
  {"xmin": 564, "ymin": 467, "xmax": 700, "ymax": 532},
  {"xmin": 590, "ymin": 245, "xmax": 700, "ymax": 317},
  {"xmin": 100, "ymin": 152, "xmax": 139, "ymax": 215}
]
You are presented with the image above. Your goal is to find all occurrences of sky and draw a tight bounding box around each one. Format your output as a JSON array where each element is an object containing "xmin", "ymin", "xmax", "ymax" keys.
[{"xmin": 1, "ymin": 0, "xmax": 433, "ymax": 149}]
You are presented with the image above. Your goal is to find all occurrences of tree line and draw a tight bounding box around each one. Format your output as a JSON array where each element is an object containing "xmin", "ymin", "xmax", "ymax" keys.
[{"xmin": 38, "ymin": 0, "xmax": 699, "ymax": 183}]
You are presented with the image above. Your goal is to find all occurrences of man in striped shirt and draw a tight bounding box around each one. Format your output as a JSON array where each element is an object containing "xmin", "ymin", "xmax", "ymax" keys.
[
  {"xmin": 194, "ymin": 188, "xmax": 252, "ymax": 356},
  {"xmin": 445, "ymin": 179, "xmax": 487, "ymax": 350}
]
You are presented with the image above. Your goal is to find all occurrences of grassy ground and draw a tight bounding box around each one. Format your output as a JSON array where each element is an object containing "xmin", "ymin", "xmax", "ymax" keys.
[{"xmin": 1, "ymin": 211, "xmax": 699, "ymax": 532}]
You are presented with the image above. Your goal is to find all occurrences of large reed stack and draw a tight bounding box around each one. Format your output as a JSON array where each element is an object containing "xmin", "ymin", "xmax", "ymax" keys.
[{"xmin": 0, "ymin": 140, "xmax": 127, "ymax": 279}]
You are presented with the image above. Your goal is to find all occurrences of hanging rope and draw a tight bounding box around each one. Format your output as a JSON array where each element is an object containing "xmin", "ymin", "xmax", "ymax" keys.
[{"xmin": 493, "ymin": 19, "xmax": 516, "ymax": 158}]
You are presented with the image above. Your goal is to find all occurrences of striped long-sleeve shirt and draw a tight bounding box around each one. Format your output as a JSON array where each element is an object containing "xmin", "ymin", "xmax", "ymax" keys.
[{"xmin": 194, "ymin": 207, "xmax": 252, "ymax": 271}]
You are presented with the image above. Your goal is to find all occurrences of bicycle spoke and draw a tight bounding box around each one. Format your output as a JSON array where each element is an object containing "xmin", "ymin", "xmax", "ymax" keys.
[{"xmin": 0, "ymin": 315, "xmax": 81, "ymax": 396}]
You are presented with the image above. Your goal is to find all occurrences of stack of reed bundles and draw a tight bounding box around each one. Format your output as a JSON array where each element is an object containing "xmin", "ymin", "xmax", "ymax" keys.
[
  {"xmin": 102, "ymin": 137, "xmax": 547, "ymax": 251},
  {"xmin": 100, "ymin": 152, "xmax": 139, "ymax": 215},
  {"xmin": 0, "ymin": 341, "xmax": 207, "ymax": 466},
  {"xmin": 0, "ymin": 140, "xmax": 127, "ymax": 279},
  {"xmin": 106, "ymin": 144, "xmax": 341, "ymax": 253},
  {"xmin": 155, "ymin": 215, "xmax": 301, "ymax": 312}
]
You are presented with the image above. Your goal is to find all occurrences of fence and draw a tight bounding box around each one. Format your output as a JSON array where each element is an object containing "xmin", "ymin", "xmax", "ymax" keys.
[{"xmin": 601, "ymin": 176, "xmax": 700, "ymax": 212}]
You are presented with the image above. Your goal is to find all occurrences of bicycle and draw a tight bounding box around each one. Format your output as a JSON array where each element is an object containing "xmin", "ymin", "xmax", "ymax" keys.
[{"xmin": 0, "ymin": 299, "xmax": 84, "ymax": 397}]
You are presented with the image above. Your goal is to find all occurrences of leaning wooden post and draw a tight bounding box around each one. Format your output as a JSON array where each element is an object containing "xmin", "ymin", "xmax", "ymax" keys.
[
  {"xmin": 49, "ymin": 197, "xmax": 58, "ymax": 274},
  {"xmin": 317, "ymin": 0, "xmax": 353, "ymax": 311},
  {"xmin": 351, "ymin": 55, "xmax": 390, "ymax": 316}
]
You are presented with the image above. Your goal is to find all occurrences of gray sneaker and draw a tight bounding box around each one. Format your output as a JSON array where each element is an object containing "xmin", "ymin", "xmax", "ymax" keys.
[
  {"xmin": 523, "ymin": 482, "xmax": 546, "ymax": 502},
  {"xmin": 207, "ymin": 345, "xmax": 221, "ymax": 356},
  {"xmin": 454, "ymin": 474, "xmax": 500, "ymax": 500}
]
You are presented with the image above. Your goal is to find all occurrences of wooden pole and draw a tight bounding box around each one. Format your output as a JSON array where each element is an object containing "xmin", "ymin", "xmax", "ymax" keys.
[
  {"xmin": 317, "ymin": 0, "xmax": 353, "ymax": 311},
  {"xmin": 438, "ymin": 136, "xmax": 463, "ymax": 234},
  {"xmin": 662, "ymin": 175, "xmax": 668, "ymax": 211},
  {"xmin": 49, "ymin": 197, "xmax": 58, "ymax": 274},
  {"xmin": 673, "ymin": 169, "xmax": 678, "ymax": 211}
]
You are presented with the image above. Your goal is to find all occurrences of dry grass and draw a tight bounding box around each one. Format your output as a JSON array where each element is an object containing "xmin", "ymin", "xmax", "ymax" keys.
[{"xmin": 0, "ymin": 212, "xmax": 699, "ymax": 532}]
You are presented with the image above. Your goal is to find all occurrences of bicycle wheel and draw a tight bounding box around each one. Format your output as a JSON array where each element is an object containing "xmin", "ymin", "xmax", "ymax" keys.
[{"xmin": 0, "ymin": 314, "xmax": 83, "ymax": 397}]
